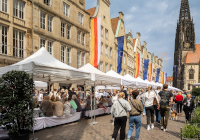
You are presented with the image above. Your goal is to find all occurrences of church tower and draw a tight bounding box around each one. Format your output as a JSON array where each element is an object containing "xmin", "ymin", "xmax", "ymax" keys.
[{"xmin": 173, "ymin": 0, "xmax": 195, "ymax": 89}]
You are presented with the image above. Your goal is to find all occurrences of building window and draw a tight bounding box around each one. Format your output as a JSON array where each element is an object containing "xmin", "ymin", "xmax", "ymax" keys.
[
  {"xmin": 101, "ymin": 42, "xmax": 103, "ymax": 54},
  {"xmin": 77, "ymin": 31, "xmax": 81, "ymax": 44},
  {"xmin": 61, "ymin": 46, "xmax": 65, "ymax": 63},
  {"xmin": 189, "ymin": 69, "xmax": 194, "ymax": 79},
  {"xmin": 1, "ymin": 0, "xmax": 7, "ymax": 13},
  {"xmin": 63, "ymin": 3, "xmax": 69, "ymax": 17},
  {"xmin": 0, "ymin": 25, "xmax": 7, "ymax": 55},
  {"xmin": 61, "ymin": 22, "xmax": 65, "ymax": 37},
  {"xmin": 100, "ymin": 61, "xmax": 103, "ymax": 71},
  {"xmin": 47, "ymin": 41, "xmax": 52, "ymax": 55},
  {"xmin": 188, "ymin": 84, "xmax": 190, "ymax": 90},
  {"xmin": 110, "ymin": 64, "xmax": 112, "ymax": 70},
  {"xmin": 44, "ymin": 0, "xmax": 51, "ymax": 6},
  {"xmin": 67, "ymin": 47, "xmax": 71, "ymax": 65},
  {"xmin": 40, "ymin": 12, "xmax": 46, "ymax": 29},
  {"xmin": 40, "ymin": 38, "xmax": 46, "ymax": 48},
  {"xmin": 105, "ymin": 63, "xmax": 108, "ymax": 72},
  {"xmin": 13, "ymin": 30, "xmax": 24, "ymax": 58},
  {"xmin": 77, "ymin": 51, "xmax": 81, "ymax": 68},
  {"xmin": 13, "ymin": 0, "xmax": 24, "ymax": 19},
  {"xmin": 105, "ymin": 29, "xmax": 108, "ymax": 40},
  {"xmin": 110, "ymin": 47, "xmax": 112, "ymax": 58},
  {"xmin": 81, "ymin": 52, "xmax": 85, "ymax": 66},
  {"xmin": 48, "ymin": 15, "xmax": 53, "ymax": 32},
  {"xmin": 78, "ymin": 12, "xmax": 83, "ymax": 25},
  {"xmin": 82, "ymin": 33, "xmax": 85, "ymax": 46},
  {"xmin": 101, "ymin": 26, "xmax": 103, "ymax": 37},
  {"xmin": 105, "ymin": 45, "xmax": 108, "ymax": 56},
  {"xmin": 67, "ymin": 25, "xmax": 71, "ymax": 39}
]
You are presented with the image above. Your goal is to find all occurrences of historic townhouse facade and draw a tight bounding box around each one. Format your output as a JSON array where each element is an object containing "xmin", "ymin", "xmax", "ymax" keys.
[{"xmin": 0, "ymin": 0, "xmax": 90, "ymax": 69}]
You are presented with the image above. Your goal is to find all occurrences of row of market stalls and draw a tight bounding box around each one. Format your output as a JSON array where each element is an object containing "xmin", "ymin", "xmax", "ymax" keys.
[{"xmin": 0, "ymin": 47, "xmax": 181, "ymax": 92}]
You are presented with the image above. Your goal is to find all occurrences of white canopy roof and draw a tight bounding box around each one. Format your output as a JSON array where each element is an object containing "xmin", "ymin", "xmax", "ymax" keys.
[{"xmin": 0, "ymin": 48, "xmax": 91, "ymax": 83}]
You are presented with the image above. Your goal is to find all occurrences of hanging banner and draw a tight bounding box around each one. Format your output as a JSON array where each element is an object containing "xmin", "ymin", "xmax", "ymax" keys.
[
  {"xmin": 90, "ymin": 17, "xmax": 101, "ymax": 68},
  {"xmin": 162, "ymin": 72, "xmax": 167, "ymax": 84},
  {"xmin": 135, "ymin": 53, "xmax": 142, "ymax": 78},
  {"xmin": 156, "ymin": 68, "xmax": 160, "ymax": 82},
  {"xmin": 165, "ymin": 73, "xmax": 167, "ymax": 84},
  {"xmin": 143, "ymin": 59, "xmax": 149, "ymax": 80},
  {"xmin": 117, "ymin": 36, "xmax": 124, "ymax": 73},
  {"xmin": 174, "ymin": 65, "xmax": 177, "ymax": 76},
  {"xmin": 148, "ymin": 63, "xmax": 154, "ymax": 81}
]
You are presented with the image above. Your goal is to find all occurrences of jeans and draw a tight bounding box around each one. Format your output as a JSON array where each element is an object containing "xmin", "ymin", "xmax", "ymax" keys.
[
  {"xmin": 127, "ymin": 115, "xmax": 141, "ymax": 140},
  {"xmin": 142, "ymin": 101, "xmax": 146, "ymax": 114},
  {"xmin": 81, "ymin": 108, "xmax": 88, "ymax": 118},
  {"xmin": 154, "ymin": 105, "xmax": 161, "ymax": 123},
  {"xmin": 177, "ymin": 101, "xmax": 182, "ymax": 113},
  {"xmin": 145, "ymin": 105, "xmax": 154, "ymax": 124},
  {"xmin": 112, "ymin": 116, "xmax": 127, "ymax": 140},
  {"xmin": 160, "ymin": 105, "xmax": 170, "ymax": 129}
]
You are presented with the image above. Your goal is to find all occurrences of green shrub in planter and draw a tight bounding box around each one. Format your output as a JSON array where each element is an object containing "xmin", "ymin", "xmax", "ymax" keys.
[
  {"xmin": 190, "ymin": 116, "xmax": 200, "ymax": 124},
  {"xmin": 0, "ymin": 71, "xmax": 34, "ymax": 138},
  {"xmin": 181, "ymin": 124, "xmax": 200, "ymax": 139}
]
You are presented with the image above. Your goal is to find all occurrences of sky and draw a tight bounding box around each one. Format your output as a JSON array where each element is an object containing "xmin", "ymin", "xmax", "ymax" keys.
[{"xmin": 85, "ymin": 0, "xmax": 200, "ymax": 77}]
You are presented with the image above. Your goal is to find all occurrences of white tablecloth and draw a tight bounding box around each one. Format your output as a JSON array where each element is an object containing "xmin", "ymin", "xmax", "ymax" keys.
[
  {"xmin": 85, "ymin": 107, "xmax": 111, "ymax": 117},
  {"xmin": 34, "ymin": 117, "xmax": 45, "ymax": 130}
]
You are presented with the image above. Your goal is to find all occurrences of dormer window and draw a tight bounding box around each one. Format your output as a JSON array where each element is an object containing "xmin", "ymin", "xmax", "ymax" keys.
[{"xmin": 44, "ymin": 0, "xmax": 51, "ymax": 6}]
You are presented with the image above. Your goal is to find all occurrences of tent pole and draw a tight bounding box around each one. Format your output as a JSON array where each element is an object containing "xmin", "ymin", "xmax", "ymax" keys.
[
  {"xmin": 89, "ymin": 80, "xmax": 94, "ymax": 125},
  {"xmin": 93, "ymin": 82, "xmax": 98, "ymax": 125}
]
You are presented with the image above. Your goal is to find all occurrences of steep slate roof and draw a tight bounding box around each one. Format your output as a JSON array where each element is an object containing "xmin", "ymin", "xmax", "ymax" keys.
[
  {"xmin": 166, "ymin": 77, "xmax": 173, "ymax": 82},
  {"xmin": 111, "ymin": 17, "xmax": 119, "ymax": 34},
  {"xmin": 185, "ymin": 52, "xmax": 199, "ymax": 64},
  {"xmin": 195, "ymin": 44, "xmax": 200, "ymax": 60},
  {"xmin": 86, "ymin": 7, "xmax": 96, "ymax": 17}
]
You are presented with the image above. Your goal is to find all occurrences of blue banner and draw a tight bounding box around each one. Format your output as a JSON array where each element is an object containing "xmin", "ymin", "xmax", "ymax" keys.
[
  {"xmin": 165, "ymin": 73, "xmax": 167, "ymax": 84},
  {"xmin": 174, "ymin": 65, "xmax": 177, "ymax": 76},
  {"xmin": 143, "ymin": 60, "xmax": 149, "ymax": 80},
  {"xmin": 156, "ymin": 68, "xmax": 160, "ymax": 82},
  {"xmin": 117, "ymin": 36, "xmax": 124, "ymax": 73}
]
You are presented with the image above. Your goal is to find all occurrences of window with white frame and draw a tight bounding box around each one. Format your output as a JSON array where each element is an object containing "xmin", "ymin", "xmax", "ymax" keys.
[
  {"xmin": 101, "ymin": 42, "xmax": 103, "ymax": 54},
  {"xmin": 44, "ymin": 0, "xmax": 51, "ymax": 6},
  {"xmin": 40, "ymin": 38, "xmax": 46, "ymax": 48},
  {"xmin": 40, "ymin": 12, "xmax": 46, "ymax": 29},
  {"xmin": 105, "ymin": 29, "xmax": 108, "ymax": 40},
  {"xmin": 0, "ymin": 25, "xmax": 7, "ymax": 55},
  {"xmin": 67, "ymin": 25, "xmax": 71, "ymax": 39},
  {"xmin": 77, "ymin": 31, "xmax": 81, "ymax": 44},
  {"xmin": 81, "ymin": 52, "xmax": 85, "ymax": 66},
  {"xmin": 67, "ymin": 47, "xmax": 71, "ymax": 65},
  {"xmin": 1, "ymin": 0, "xmax": 7, "ymax": 13},
  {"xmin": 100, "ymin": 61, "xmax": 103, "ymax": 71},
  {"xmin": 13, "ymin": 0, "xmax": 24, "ymax": 19},
  {"xmin": 63, "ymin": 2, "xmax": 69, "ymax": 17},
  {"xmin": 13, "ymin": 30, "xmax": 24, "ymax": 58},
  {"xmin": 101, "ymin": 26, "xmax": 103, "ymax": 37},
  {"xmin": 78, "ymin": 12, "xmax": 83, "ymax": 25},
  {"xmin": 105, "ymin": 45, "xmax": 108, "ymax": 56},
  {"xmin": 110, "ymin": 64, "xmax": 112, "ymax": 70},
  {"xmin": 61, "ymin": 45, "xmax": 65, "ymax": 63},
  {"xmin": 61, "ymin": 22, "xmax": 65, "ymax": 37},
  {"xmin": 47, "ymin": 41, "xmax": 52, "ymax": 55},
  {"xmin": 48, "ymin": 15, "xmax": 53, "ymax": 32},
  {"xmin": 77, "ymin": 51, "xmax": 81, "ymax": 68},
  {"xmin": 110, "ymin": 47, "xmax": 112, "ymax": 58},
  {"xmin": 82, "ymin": 33, "xmax": 85, "ymax": 46},
  {"xmin": 105, "ymin": 63, "xmax": 108, "ymax": 72}
]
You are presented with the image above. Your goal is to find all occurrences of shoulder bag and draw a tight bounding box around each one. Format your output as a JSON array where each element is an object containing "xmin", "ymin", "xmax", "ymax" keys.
[
  {"xmin": 130, "ymin": 100, "xmax": 142, "ymax": 114},
  {"xmin": 118, "ymin": 100, "xmax": 127, "ymax": 112}
]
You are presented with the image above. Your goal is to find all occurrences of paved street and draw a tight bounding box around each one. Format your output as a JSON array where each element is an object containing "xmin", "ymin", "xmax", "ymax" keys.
[{"xmin": 32, "ymin": 113, "xmax": 186, "ymax": 140}]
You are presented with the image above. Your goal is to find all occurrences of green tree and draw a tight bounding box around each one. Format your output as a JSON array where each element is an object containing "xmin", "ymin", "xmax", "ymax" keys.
[{"xmin": 192, "ymin": 88, "xmax": 200, "ymax": 96}]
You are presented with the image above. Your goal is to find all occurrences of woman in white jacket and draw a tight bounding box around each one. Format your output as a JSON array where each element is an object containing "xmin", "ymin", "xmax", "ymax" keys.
[{"xmin": 143, "ymin": 86, "xmax": 159, "ymax": 131}]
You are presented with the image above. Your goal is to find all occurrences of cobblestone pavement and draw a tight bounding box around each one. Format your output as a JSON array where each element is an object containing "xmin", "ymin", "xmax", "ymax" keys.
[{"xmin": 32, "ymin": 113, "xmax": 186, "ymax": 140}]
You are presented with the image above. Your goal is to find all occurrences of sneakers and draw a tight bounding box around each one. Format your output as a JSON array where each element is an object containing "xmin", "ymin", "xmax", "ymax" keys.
[
  {"xmin": 163, "ymin": 128, "xmax": 167, "ymax": 132},
  {"xmin": 151, "ymin": 124, "xmax": 154, "ymax": 129},
  {"xmin": 143, "ymin": 112, "xmax": 146, "ymax": 116},
  {"xmin": 161, "ymin": 126, "xmax": 164, "ymax": 130},
  {"xmin": 147, "ymin": 125, "xmax": 151, "ymax": 131}
]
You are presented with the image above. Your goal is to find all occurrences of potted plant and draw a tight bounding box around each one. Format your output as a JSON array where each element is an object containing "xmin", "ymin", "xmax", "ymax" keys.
[
  {"xmin": 181, "ymin": 124, "xmax": 200, "ymax": 140},
  {"xmin": 0, "ymin": 71, "xmax": 35, "ymax": 140}
]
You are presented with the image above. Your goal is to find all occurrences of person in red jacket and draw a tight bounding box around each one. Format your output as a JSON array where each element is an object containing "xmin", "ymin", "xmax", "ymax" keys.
[{"xmin": 175, "ymin": 92, "xmax": 183, "ymax": 114}]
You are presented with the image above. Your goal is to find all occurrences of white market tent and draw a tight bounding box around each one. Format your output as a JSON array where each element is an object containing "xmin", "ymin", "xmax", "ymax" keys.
[{"xmin": 0, "ymin": 48, "xmax": 91, "ymax": 83}]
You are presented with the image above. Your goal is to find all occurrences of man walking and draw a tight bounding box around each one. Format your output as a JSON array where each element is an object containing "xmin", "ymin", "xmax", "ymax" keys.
[
  {"xmin": 158, "ymin": 84, "xmax": 173, "ymax": 132},
  {"xmin": 154, "ymin": 86, "xmax": 161, "ymax": 124}
]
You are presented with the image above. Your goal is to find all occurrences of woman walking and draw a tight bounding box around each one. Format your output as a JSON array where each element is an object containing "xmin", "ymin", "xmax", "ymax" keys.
[
  {"xmin": 111, "ymin": 92, "xmax": 131, "ymax": 140},
  {"xmin": 175, "ymin": 92, "xmax": 183, "ymax": 115},
  {"xmin": 183, "ymin": 94, "xmax": 194, "ymax": 122},
  {"xmin": 127, "ymin": 90, "xmax": 143, "ymax": 140},
  {"xmin": 144, "ymin": 86, "xmax": 159, "ymax": 131}
]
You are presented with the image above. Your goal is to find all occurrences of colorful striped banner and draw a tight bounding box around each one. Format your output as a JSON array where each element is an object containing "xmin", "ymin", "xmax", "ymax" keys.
[
  {"xmin": 135, "ymin": 53, "xmax": 142, "ymax": 78},
  {"xmin": 90, "ymin": 17, "xmax": 101, "ymax": 68},
  {"xmin": 162, "ymin": 72, "xmax": 166, "ymax": 84},
  {"xmin": 148, "ymin": 63, "xmax": 154, "ymax": 81}
]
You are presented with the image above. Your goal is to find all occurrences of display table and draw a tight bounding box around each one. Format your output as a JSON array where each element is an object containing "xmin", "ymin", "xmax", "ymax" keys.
[{"xmin": 85, "ymin": 107, "xmax": 111, "ymax": 117}]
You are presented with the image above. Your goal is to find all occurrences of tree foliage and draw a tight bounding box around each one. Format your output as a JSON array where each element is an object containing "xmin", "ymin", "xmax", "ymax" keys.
[
  {"xmin": 0, "ymin": 71, "xmax": 35, "ymax": 135},
  {"xmin": 192, "ymin": 88, "xmax": 200, "ymax": 96}
]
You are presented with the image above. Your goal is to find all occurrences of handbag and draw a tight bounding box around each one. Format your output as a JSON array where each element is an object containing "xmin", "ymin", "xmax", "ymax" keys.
[
  {"xmin": 130, "ymin": 100, "xmax": 142, "ymax": 114},
  {"xmin": 118, "ymin": 100, "xmax": 127, "ymax": 112}
]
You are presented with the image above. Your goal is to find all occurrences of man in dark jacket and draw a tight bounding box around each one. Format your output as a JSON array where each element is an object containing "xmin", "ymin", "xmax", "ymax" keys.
[
  {"xmin": 183, "ymin": 94, "xmax": 194, "ymax": 122},
  {"xmin": 121, "ymin": 86, "xmax": 128, "ymax": 100}
]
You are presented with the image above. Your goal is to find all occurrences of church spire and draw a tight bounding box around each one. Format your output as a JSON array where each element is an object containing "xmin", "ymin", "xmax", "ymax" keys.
[{"xmin": 179, "ymin": 0, "xmax": 191, "ymax": 21}]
